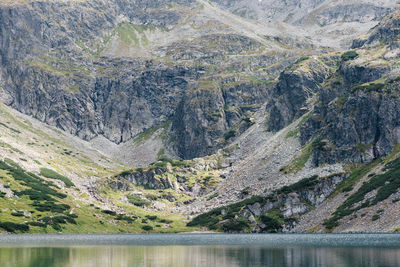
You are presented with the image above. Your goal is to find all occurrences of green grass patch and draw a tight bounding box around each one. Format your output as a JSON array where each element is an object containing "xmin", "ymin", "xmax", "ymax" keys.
[
  {"xmin": 40, "ymin": 168, "xmax": 74, "ymax": 187},
  {"xmin": 281, "ymin": 141, "xmax": 315, "ymax": 173},
  {"xmin": 352, "ymin": 82, "xmax": 385, "ymax": 93},
  {"xmin": 127, "ymin": 194, "xmax": 150, "ymax": 207}
]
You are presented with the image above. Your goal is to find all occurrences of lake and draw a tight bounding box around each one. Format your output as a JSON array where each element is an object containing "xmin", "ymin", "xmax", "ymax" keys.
[{"xmin": 1, "ymin": 233, "xmax": 400, "ymax": 266}]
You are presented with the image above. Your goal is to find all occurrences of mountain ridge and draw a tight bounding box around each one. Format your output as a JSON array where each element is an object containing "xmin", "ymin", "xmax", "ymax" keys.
[{"xmin": 0, "ymin": 0, "xmax": 399, "ymax": 233}]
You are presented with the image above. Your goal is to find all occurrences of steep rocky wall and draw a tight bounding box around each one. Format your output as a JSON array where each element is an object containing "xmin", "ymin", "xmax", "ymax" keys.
[{"xmin": 0, "ymin": 0, "xmax": 288, "ymax": 160}]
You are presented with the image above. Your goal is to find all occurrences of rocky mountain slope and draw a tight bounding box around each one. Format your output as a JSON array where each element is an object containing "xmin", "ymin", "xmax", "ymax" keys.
[{"xmin": 0, "ymin": 0, "xmax": 400, "ymax": 233}]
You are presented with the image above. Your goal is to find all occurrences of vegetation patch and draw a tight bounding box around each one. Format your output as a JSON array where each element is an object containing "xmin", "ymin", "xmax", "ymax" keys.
[
  {"xmin": 142, "ymin": 225, "xmax": 153, "ymax": 231},
  {"xmin": 277, "ymin": 175, "xmax": 319, "ymax": 195},
  {"xmin": 281, "ymin": 140, "xmax": 315, "ymax": 173},
  {"xmin": 324, "ymin": 157, "xmax": 400, "ymax": 230},
  {"xmin": 207, "ymin": 192, "xmax": 219, "ymax": 201},
  {"xmin": 341, "ymin": 51, "xmax": 359, "ymax": 61},
  {"xmin": 352, "ymin": 82, "xmax": 385, "ymax": 93},
  {"xmin": 223, "ymin": 217, "xmax": 250, "ymax": 232},
  {"xmin": 224, "ymin": 130, "xmax": 236, "ymax": 140},
  {"xmin": 101, "ymin": 210, "xmax": 117, "ymax": 216},
  {"xmin": 0, "ymin": 222, "xmax": 29, "ymax": 233},
  {"xmin": 260, "ymin": 214, "xmax": 281, "ymax": 233},
  {"xmin": 127, "ymin": 194, "xmax": 150, "ymax": 207},
  {"xmin": 187, "ymin": 195, "xmax": 263, "ymax": 229},
  {"xmin": 40, "ymin": 168, "xmax": 74, "ymax": 187}
]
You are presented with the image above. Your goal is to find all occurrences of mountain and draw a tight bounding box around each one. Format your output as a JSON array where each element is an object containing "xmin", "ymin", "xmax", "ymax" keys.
[{"xmin": 0, "ymin": 0, "xmax": 399, "ymax": 233}]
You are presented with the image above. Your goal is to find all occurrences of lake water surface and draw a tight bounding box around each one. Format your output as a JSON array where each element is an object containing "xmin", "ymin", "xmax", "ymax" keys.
[{"xmin": 1, "ymin": 233, "xmax": 400, "ymax": 267}]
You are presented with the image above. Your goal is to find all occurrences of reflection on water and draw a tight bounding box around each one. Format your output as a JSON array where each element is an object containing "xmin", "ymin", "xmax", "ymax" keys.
[{"xmin": 2, "ymin": 245, "xmax": 400, "ymax": 267}]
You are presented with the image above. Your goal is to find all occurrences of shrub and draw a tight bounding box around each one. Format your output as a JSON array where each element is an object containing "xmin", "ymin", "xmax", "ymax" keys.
[
  {"xmin": 341, "ymin": 51, "xmax": 358, "ymax": 61},
  {"xmin": 142, "ymin": 225, "xmax": 153, "ymax": 231},
  {"xmin": 342, "ymin": 186, "xmax": 353, "ymax": 192},
  {"xmin": 0, "ymin": 222, "xmax": 29, "ymax": 233},
  {"xmin": 159, "ymin": 219, "xmax": 173, "ymax": 224},
  {"xmin": 146, "ymin": 215, "xmax": 157, "ymax": 221},
  {"xmin": 27, "ymin": 222, "xmax": 46, "ymax": 227},
  {"xmin": 115, "ymin": 214, "xmax": 135, "ymax": 223},
  {"xmin": 11, "ymin": 211, "xmax": 24, "ymax": 217},
  {"xmin": 224, "ymin": 130, "xmax": 236, "ymax": 140},
  {"xmin": 277, "ymin": 175, "xmax": 319, "ymax": 195},
  {"xmin": 33, "ymin": 202, "xmax": 70, "ymax": 213},
  {"xmin": 127, "ymin": 194, "xmax": 149, "ymax": 207},
  {"xmin": 260, "ymin": 215, "xmax": 281, "ymax": 233},
  {"xmin": 40, "ymin": 168, "xmax": 74, "ymax": 187},
  {"xmin": 372, "ymin": 214, "xmax": 380, "ymax": 221},
  {"xmin": 187, "ymin": 195, "xmax": 263, "ymax": 228},
  {"xmin": 294, "ymin": 56, "xmax": 309, "ymax": 64},
  {"xmin": 207, "ymin": 192, "xmax": 219, "ymax": 201},
  {"xmin": 101, "ymin": 210, "xmax": 117, "ymax": 216},
  {"xmin": 4, "ymin": 158, "xmax": 21, "ymax": 169},
  {"xmin": 223, "ymin": 218, "xmax": 250, "ymax": 232},
  {"xmin": 241, "ymin": 187, "xmax": 250, "ymax": 195}
]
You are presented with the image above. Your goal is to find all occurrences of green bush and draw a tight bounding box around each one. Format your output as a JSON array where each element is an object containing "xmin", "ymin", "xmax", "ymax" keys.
[
  {"xmin": 11, "ymin": 211, "xmax": 24, "ymax": 217},
  {"xmin": 127, "ymin": 194, "xmax": 150, "ymax": 207},
  {"xmin": 241, "ymin": 187, "xmax": 250, "ymax": 195},
  {"xmin": 142, "ymin": 225, "xmax": 153, "ymax": 231},
  {"xmin": 294, "ymin": 56, "xmax": 309, "ymax": 64},
  {"xmin": 146, "ymin": 215, "xmax": 157, "ymax": 221},
  {"xmin": 27, "ymin": 222, "xmax": 46, "ymax": 227},
  {"xmin": 40, "ymin": 168, "xmax": 74, "ymax": 187},
  {"xmin": 207, "ymin": 192, "xmax": 219, "ymax": 201},
  {"xmin": 187, "ymin": 195, "xmax": 263, "ymax": 228},
  {"xmin": 115, "ymin": 214, "xmax": 135, "ymax": 223},
  {"xmin": 159, "ymin": 219, "xmax": 173, "ymax": 224},
  {"xmin": 0, "ymin": 222, "xmax": 29, "ymax": 233},
  {"xmin": 33, "ymin": 202, "xmax": 70, "ymax": 213},
  {"xmin": 101, "ymin": 210, "xmax": 117, "ymax": 216},
  {"xmin": 224, "ymin": 130, "xmax": 236, "ymax": 140},
  {"xmin": 372, "ymin": 214, "xmax": 380, "ymax": 221},
  {"xmin": 223, "ymin": 218, "xmax": 250, "ymax": 232},
  {"xmin": 341, "ymin": 51, "xmax": 358, "ymax": 61},
  {"xmin": 260, "ymin": 215, "xmax": 281, "ymax": 233},
  {"xmin": 277, "ymin": 175, "xmax": 319, "ymax": 195},
  {"xmin": 342, "ymin": 186, "xmax": 353, "ymax": 192},
  {"xmin": 4, "ymin": 158, "xmax": 21, "ymax": 169}
]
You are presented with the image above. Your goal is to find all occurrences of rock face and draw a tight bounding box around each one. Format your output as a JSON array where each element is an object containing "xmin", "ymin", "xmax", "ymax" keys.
[
  {"xmin": 188, "ymin": 173, "xmax": 347, "ymax": 233},
  {"xmin": 0, "ymin": 0, "xmax": 297, "ymax": 160},
  {"xmin": 111, "ymin": 168, "xmax": 174, "ymax": 190},
  {"xmin": 0, "ymin": 0, "xmax": 395, "ymax": 161},
  {"xmin": 267, "ymin": 56, "xmax": 338, "ymax": 131},
  {"xmin": 213, "ymin": 0, "xmax": 394, "ymax": 24},
  {"xmin": 353, "ymin": 9, "xmax": 400, "ymax": 48},
  {"xmin": 266, "ymin": 9, "xmax": 400, "ymax": 166},
  {"xmin": 213, "ymin": 0, "xmax": 396, "ymax": 47}
]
